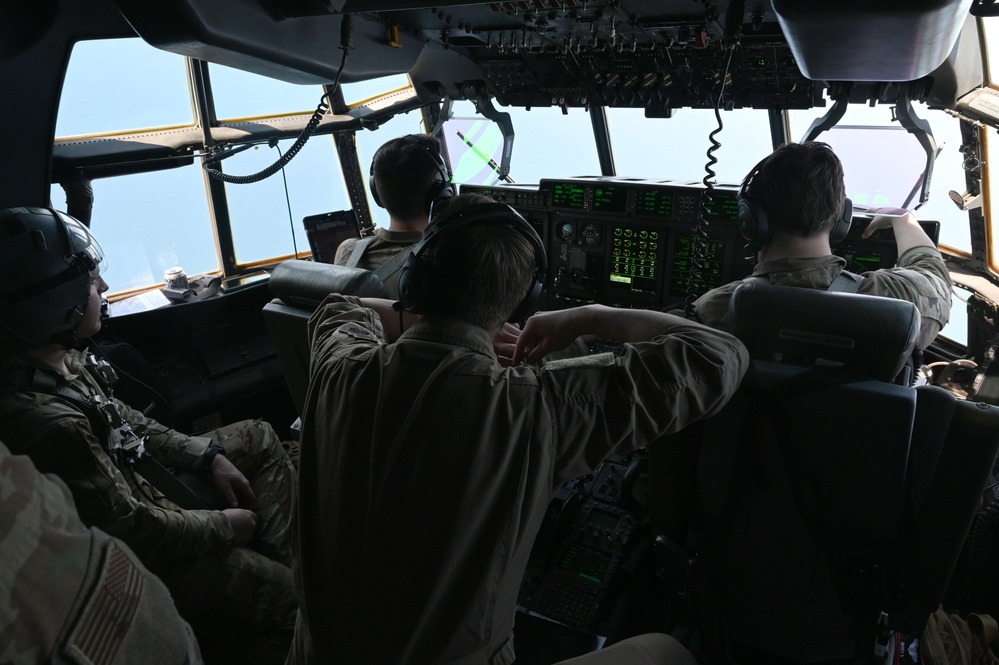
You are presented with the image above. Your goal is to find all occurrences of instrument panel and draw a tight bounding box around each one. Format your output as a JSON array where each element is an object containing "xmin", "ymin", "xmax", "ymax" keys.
[
  {"xmin": 463, "ymin": 177, "xmax": 751, "ymax": 311},
  {"xmin": 462, "ymin": 177, "xmax": 939, "ymax": 315}
]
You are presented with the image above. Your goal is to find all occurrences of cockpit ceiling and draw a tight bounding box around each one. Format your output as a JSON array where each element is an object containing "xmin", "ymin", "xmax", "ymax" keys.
[{"xmin": 110, "ymin": 0, "xmax": 983, "ymax": 110}]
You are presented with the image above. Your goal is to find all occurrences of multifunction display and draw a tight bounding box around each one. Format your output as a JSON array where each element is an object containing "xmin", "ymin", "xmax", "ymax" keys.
[
  {"xmin": 634, "ymin": 189, "xmax": 673, "ymax": 218},
  {"xmin": 609, "ymin": 225, "xmax": 662, "ymax": 298},
  {"xmin": 668, "ymin": 234, "xmax": 729, "ymax": 298},
  {"xmin": 591, "ymin": 185, "xmax": 628, "ymax": 214},
  {"xmin": 552, "ymin": 182, "xmax": 587, "ymax": 209}
]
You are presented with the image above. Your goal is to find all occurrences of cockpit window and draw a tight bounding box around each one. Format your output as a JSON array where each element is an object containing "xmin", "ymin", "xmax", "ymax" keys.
[
  {"xmin": 209, "ymin": 63, "xmax": 327, "ymax": 120},
  {"xmin": 788, "ymin": 101, "xmax": 970, "ymax": 253},
  {"xmin": 606, "ymin": 107, "xmax": 773, "ymax": 185},
  {"xmin": 440, "ymin": 100, "xmax": 600, "ymax": 185},
  {"xmin": 221, "ymin": 135, "xmax": 350, "ymax": 266},
  {"xmin": 56, "ymin": 39, "xmax": 193, "ymax": 137},
  {"xmin": 984, "ymin": 17, "xmax": 999, "ymax": 84},
  {"xmin": 342, "ymin": 74, "xmax": 412, "ymax": 106},
  {"xmin": 50, "ymin": 165, "xmax": 218, "ymax": 294}
]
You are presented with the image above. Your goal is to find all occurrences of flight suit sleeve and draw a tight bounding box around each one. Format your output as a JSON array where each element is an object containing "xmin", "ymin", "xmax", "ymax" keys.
[
  {"xmin": 692, "ymin": 281, "xmax": 742, "ymax": 331},
  {"xmin": 7, "ymin": 397, "xmax": 234, "ymax": 563},
  {"xmin": 115, "ymin": 398, "xmax": 212, "ymax": 470},
  {"xmin": 308, "ymin": 294, "xmax": 389, "ymax": 365},
  {"xmin": 542, "ymin": 320, "xmax": 749, "ymax": 484},
  {"xmin": 862, "ymin": 245, "xmax": 952, "ymax": 349},
  {"xmin": 0, "ymin": 441, "xmax": 204, "ymax": 665}
]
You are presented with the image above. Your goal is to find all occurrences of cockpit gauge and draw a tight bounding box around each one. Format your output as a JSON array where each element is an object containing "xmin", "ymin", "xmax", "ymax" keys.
[
  {"xmin": 581, "ymin": 223, "xmax": 601, "ymax": 246},
  {"xmin": 560, "ymin": 222, "xmax": 576, "ymax": 243}
]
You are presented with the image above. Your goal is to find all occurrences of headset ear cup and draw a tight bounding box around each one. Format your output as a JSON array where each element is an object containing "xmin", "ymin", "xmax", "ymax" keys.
[
  {"xmin": 738, "ymin": 198, "xmax": 756, "ymax": 242},
  {"xmin": 739, "ymin": 197, "xmax": 770, "ymax": 248},
  {"xmin": 398, "ymin": 253, "xmax": 435, "ymax": 314},
  {"xmin": 369, "ymin": 170, "xmax": 382, "ymax": 209},
  {"xmin": 397, "ymin": 253, "xmax": 418, "ymax": 311},
  {"xmin": 424, "ymin": 173, "xmax": 451, "ymax": 214},
  {"xmin": 508, "ymin": 279, "xmax": 543, "ymax": 324},
  {"xmin": 830, "ymin": 197, "xmax": 854, "ymax": 246},
  {"xmin": 423, "ymin": 157, "xmax": 454, "ymax": 213}
]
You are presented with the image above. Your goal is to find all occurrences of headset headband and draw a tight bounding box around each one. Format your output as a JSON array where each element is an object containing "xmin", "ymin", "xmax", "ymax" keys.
[
  {"xmin": 738, "ymin": 150, "xmax": 853, "ymax": 249},
  {"xmin": 397, "ymin": 202, "xmax": 546, "ymax": 323},
  {"xmin": 369, "ymin": 135, "xmax": 454, "ymax": 212}
]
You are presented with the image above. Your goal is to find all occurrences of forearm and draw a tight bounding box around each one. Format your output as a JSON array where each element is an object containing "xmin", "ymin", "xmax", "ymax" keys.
[
  {"xmin": 892, "ymin": 213, "xmax": 938, "ymax": 256},
  {"xmin": 563, "ymin": 304, "xmax": 697, "ymax": 342},
  {"xmin": 98, "ymin": 497, "xmax": 235, "ymax": 562},
  {"xmin": 122, "ymin": 401, "xmax": 208, "ymax": 470},
  {"xmin": 515, "ymin": 304, "xmax": 720, "ymax": 365},
  {"xmin": 52, "ymin": 444, "xmax": 234, "ymax": 560}
]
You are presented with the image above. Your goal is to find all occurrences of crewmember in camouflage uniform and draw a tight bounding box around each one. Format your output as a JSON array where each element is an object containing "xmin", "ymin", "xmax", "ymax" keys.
[
  {"xmin": 334, "ymin": 134, "xmax": 454, "ymax": 297},
  {"xmin": 694, "ymin": 142, "xmax": 951, "ymax": 351},
  {"xmin": 0, "ymin": 207, "xmax": 297, "ymax": 664},
  {"xmin": 0, "ymin": 439, "xmax": 203, "ymax": 665}
]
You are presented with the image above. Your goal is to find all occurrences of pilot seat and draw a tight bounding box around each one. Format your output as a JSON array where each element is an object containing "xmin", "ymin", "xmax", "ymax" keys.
[
  {"xmin": 262, "ymin": 259, "xmax": 389, "ymax": 431},
  {"xmin": 649, "ymin": 279, "xmax": 999, "ymax": 663}
]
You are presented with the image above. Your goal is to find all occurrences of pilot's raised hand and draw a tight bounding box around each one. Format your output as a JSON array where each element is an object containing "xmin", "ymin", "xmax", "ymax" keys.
[
  {"xmin": 513, "ymin": 309, "xmax": 584, "ymax": 366},
  {"xmin": 212, "ymin": 454, "xmax": 257, "ymax": 509},
  {"xmin": 859, "ymin": 206, "xmax": 914, "ymax": 238},
  {"xmin": 493, "ymin": 322, "xmax": 521, "ymax": 367},
  {"xmin": 223, "ymin": 508, "xmax": 258, "ymax": 545}
]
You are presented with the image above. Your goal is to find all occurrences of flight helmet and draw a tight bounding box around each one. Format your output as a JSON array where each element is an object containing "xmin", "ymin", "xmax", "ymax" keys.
[{"xmin": 0, "ymin": 206, "xmax": 105, "ymax": 346}]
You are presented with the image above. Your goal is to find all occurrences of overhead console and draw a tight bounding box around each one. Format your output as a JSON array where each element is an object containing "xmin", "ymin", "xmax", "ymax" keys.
[{"xmin": 461, "ymin": 178, "xmax": 940, "ymax": 313}]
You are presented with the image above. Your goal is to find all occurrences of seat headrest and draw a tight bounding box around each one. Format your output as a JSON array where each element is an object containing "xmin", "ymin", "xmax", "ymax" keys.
[
  {"xmin": 729, "ymin": 280, "xmax": 921, "ymax": 382},
  {"xmin": 269, "ymin": 259, "xmax": 389, "ymax": 309}
]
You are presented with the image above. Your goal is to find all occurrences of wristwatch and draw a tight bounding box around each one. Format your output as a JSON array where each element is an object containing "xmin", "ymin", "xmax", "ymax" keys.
[{"xmin": 203, "ymin": 442, "xmax": 227, "ymax": 469}]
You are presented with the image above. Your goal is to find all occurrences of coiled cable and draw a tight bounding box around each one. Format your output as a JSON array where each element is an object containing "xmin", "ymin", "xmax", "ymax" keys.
[
  {"xmin": 204, "ymin": 17, "xmax": 352, "ymax": 184},
  {"xmin": 683, "ymin": 45, "xmax": 736, "ymax": 319}
]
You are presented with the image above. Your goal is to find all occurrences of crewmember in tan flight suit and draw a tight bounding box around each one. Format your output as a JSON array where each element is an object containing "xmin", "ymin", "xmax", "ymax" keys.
[{"xmin": 0, "ymin": 439, "xmax": 203, "ymax": 665}]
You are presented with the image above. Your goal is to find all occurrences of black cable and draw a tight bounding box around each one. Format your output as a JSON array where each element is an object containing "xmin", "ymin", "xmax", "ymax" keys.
[
  {"xmin": 203, "ymin": 18, "xmax": 352, "ymax": 185},
  {"xmin": 271, "ymin": 141, "xmax": 300, "ymax": 259},
  {"xmin": 683, "ymin": 46, "xmax": 736, "ymax": 320},
  {"xmin": 90, "ymin": 342, "xmax": 178, "ymax": 424}
]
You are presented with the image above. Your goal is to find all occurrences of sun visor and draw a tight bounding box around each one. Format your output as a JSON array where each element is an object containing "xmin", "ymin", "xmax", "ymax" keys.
[
  {"xmin": 773, "ymin": 0, "xmax": 974, "ymax": 82},
  {"xmin": 111, "ymin": 0, "xmax": 424, "ymax": 85}
]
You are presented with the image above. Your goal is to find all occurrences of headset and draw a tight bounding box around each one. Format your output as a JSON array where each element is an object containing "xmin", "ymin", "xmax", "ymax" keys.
[
  {"xmin": 738, "ymin": 154, "xmax": 854, "ymax": 250},
  {"xmin": 369, "ymin": 135, "xmax": 455, "ymax": 214},
  {"xmin": 397, "ymin": 202, "xmax": 547, "ymax": 323}
]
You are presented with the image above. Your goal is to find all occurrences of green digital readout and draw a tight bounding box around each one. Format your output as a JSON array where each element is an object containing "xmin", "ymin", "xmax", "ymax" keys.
[
  {"xmin": 668, "ymin": 235, "xmax": 728, "ymax": 298},
  {"xmin": 634, "ymin": 189, "xmax": 673, "ymax": 218},
  {"xmin": 609, "ymin": 225, "xmax": 661, "ymax": 296},
  {"xmin": 703, "ymin": 192, "xmax": 740, "ymax": 222},
  {"xmin": 592, "ymin": 186, "xmax": 628, "ymax": 213},
  {"xmin": 552, "ymin": 182, "xmax": 586, "ymax": 209}
]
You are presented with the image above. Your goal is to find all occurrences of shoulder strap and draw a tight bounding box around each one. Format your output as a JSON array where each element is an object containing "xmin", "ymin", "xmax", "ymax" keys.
[
  {"xmin": 0, "ymin": 365, "xmax": 214, "ymax": 511},
  {"xmin": 373, "ymin": 244, "xmax": 415, "ymax": 282},
  {"xmin": 344, "ymin": 236, "xmax": 377, "ymax": 268},
  {"xmin": 827, "ymin": 269, "xmax": 866, "ymax": 293},
  {"xmin": 0, "ymin": 366, "xmax": 114, "ymax": 445}
]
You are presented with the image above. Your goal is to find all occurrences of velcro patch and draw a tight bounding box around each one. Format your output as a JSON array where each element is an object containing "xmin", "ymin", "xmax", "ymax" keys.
[
  {"xmin": 544, "ymin": 351, "xmax": 616, "ymax": 371},
  {"xmin": 67, "ymin": 541, "xmax": 144, "ymax": 665},
  {"xmin": 338, "ymin": 322, "xmax": 378, "ymax": 342}
]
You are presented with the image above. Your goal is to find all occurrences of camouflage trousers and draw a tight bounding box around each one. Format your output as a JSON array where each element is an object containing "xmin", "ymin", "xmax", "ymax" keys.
[{"xmin": 156, "ymin": 420, "xmax": 298, "ymax": 665}]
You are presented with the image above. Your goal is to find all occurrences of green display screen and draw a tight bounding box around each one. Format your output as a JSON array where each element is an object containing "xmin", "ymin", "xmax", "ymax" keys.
[
  {"xmin": 634, "ymin": 189, "xmax": 673, "ymax": 218},
  {"xmin": 552, "ymin": 182, "xmax": 586, "ymax": 209}
]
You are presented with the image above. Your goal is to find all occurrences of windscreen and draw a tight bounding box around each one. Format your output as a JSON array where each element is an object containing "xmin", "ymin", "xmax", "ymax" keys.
[{"xmin": 821, "ymin": 125, "xmax": 929, "ymax": 210}]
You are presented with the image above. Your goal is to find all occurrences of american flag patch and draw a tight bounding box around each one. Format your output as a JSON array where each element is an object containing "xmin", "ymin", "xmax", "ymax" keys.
[{"xmin": 68, "ymin": 541, "xmax": 145, "ymax": 665}]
